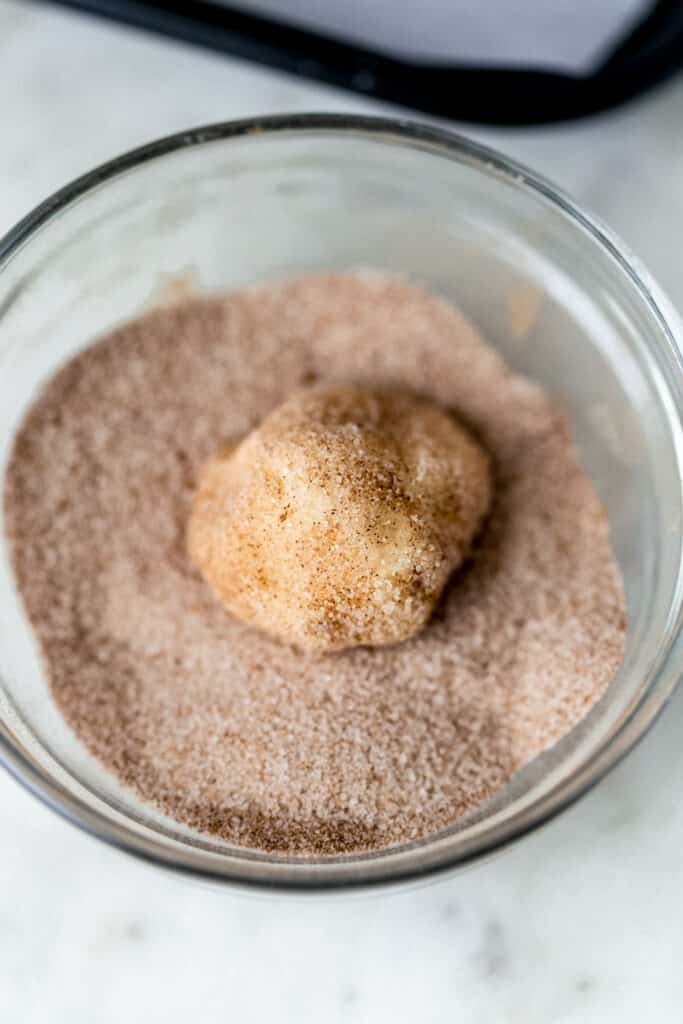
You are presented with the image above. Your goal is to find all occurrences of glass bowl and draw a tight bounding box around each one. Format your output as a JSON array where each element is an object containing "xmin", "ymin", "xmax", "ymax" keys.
[{"xmin": 1, "ymin": 114, "xmax": 682, "ymax": 894}]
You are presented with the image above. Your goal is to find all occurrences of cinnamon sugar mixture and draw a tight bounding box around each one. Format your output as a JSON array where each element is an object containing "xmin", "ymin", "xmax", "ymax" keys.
[{"xmin": 3, "ymin": 273, "xmax": 625, "ymax": 854}]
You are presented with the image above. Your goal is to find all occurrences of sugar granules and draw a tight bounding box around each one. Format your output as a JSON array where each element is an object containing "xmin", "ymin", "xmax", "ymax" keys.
[{"xmin": 3, "ymin": 273, "xmax": 626, "ymax": 854}]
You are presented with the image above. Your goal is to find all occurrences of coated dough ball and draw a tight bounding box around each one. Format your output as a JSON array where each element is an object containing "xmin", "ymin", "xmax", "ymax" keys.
[{"xmin": 188, "ymin": 385, "xmax": 491, "ymax": 652}]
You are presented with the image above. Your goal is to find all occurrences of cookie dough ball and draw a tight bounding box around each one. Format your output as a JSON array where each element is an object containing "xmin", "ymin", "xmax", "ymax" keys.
[{"xmin": 188, "ymin": 385, "xmax": 491, "ymax": 652}]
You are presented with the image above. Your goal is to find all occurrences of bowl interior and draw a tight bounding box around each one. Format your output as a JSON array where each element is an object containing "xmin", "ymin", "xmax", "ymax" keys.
[{"xmin": 0, "ymin": 121, "xmax": 681, "ymax": 889}]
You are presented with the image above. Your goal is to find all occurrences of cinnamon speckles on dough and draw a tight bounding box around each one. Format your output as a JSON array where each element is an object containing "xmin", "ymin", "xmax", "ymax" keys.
[{"xmin": 188, "ymin": 385, "xmax": 491, "ymax": 652}]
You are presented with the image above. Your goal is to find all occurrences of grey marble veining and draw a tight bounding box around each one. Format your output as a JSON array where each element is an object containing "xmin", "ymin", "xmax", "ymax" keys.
[{"xmin": 2, "ymin": 2, "xmax": 683, "ymax": 1021}]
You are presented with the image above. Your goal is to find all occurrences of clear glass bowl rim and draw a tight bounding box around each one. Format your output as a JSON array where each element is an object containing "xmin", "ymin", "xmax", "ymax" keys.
[{"xmin": 1, "ymin": 112, "xmax": 683, "ymax": 894}]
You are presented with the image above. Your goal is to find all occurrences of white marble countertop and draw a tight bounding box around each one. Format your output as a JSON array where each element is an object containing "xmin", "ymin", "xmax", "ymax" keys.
[{"xmin": 3, "ymin": 2, "xmax": 683, "ymax": 1021}]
